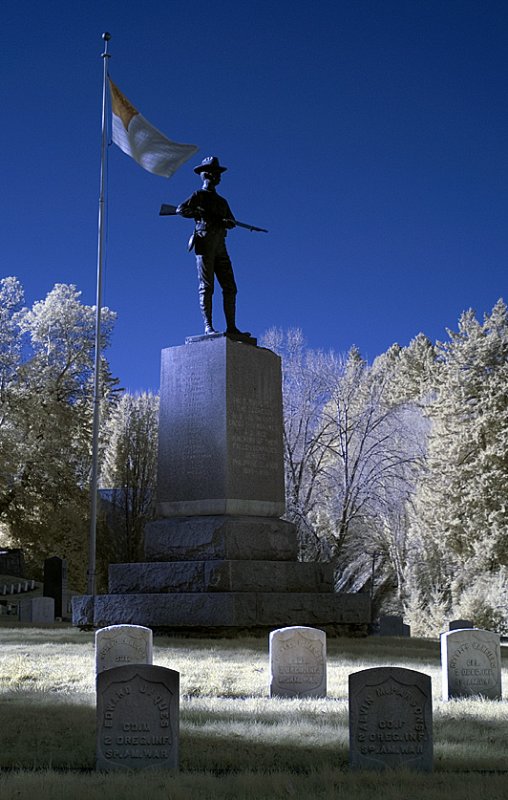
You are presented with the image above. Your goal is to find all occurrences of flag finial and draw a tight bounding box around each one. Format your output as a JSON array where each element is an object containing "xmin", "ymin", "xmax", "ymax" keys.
[{"xmin": 101, "ymin": 32, "xmax": 111, "ymax": 59}]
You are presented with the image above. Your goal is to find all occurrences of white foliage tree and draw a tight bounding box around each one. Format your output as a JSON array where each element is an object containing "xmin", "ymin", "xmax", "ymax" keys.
[
  {"xmin": 263, "ymin": 328, "xmax": 427, "ymax": 609},
  {"xmin": 315, "ymin": 345, "xmax": 427, "ymax": 605},
  {"xmin": 262, "ymin": 328, "xmax": 343, "ymax": 557},
  {"xmin": 0, "ymin": 280, "xmax": 116, "ymax": 589},
  {"xmin": 0, "ymin": 277, "xmax": 25, "ymax": 517}
]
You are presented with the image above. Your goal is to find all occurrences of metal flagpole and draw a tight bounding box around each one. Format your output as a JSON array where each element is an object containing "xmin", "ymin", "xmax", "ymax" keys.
[{"xmin": 87, "ymin": 32, "xmax": 111, "ymax": 597}]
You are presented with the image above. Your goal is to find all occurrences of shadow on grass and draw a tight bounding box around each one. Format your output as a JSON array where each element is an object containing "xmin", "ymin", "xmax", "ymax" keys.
[
  {"xmin": 180, "ymin": 705, "xmax": 508, "ymax": 775},
  {"xmin": 0, "ymin": 692, "xmax": 347, "ymax": 773},
  {"xmin": 179, "ymin": 728, "xmax": 347, "ymax": 775},
  {"xmin": 1, "ymin": 683, "xmax": 506, "ymax": 775},
  {"xmin": 0, "ymin": 696, "xmax": 96, "ymax": 769},
  {"xmin": 433, "ymin": 708, "xmax": 508, "ymax": 771}
]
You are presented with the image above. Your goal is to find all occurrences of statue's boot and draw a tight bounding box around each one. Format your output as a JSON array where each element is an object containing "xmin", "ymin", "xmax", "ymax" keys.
[
  {"xmin": 224, "ymin": 295, "xmax": 251, "ymax": 337},
  {"xmin": 200, "ymin": 291, "xmax": 216, "ymax": 335}
]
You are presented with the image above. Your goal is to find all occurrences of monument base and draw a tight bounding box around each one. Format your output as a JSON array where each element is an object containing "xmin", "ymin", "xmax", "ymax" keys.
[
  {"xmin": 73, "ymin": 590, "xmax": 370, "ymax": 631},
  {"xmin": 108, "ymin": 560, "xmax": 335, "ymax": 594},
  {"xmin": 72, "ymin": 514, "xmax": 370, "ymax": 632}
]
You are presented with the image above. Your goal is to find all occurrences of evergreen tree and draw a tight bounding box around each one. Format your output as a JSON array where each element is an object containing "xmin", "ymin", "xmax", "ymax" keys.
[{"xmin": 408, "ymin": 300, "xmax": 508, "ymax": 627}]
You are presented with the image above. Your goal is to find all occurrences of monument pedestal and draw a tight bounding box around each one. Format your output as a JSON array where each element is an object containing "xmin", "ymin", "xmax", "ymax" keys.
[{"xmin": 73, "ymin": 335, "xmax": 370, "ymax": 632}]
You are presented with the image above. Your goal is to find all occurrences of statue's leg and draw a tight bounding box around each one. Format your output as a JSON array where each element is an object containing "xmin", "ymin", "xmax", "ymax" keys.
[
  {"xmin": 196, "ymin": 253, "xmax": 215, "ymax": 334},
  {"xmin": 215, "ymin": 246, "xmax": 250, "ymax": 336}
]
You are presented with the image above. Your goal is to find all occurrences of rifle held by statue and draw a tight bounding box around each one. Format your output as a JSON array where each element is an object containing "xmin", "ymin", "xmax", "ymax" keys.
[{"xmin": 159, "ymin": 203, "xmax": 268, "ymax": 233}]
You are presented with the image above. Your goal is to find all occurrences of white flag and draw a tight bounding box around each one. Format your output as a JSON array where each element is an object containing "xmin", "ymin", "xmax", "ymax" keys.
[{"xmin": 109, "ymin": 79, "xmax": 198, "ymax": 178}]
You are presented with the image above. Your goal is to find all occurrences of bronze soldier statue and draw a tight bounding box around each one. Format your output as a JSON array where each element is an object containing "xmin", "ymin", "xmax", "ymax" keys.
[{"xmin": 176, "ymin": 156, "xmax": 250, "ymax": 337}]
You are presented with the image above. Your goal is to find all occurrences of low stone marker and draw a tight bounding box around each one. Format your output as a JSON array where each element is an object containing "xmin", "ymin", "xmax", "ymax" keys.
[
  {"xmin": 96, "ymin": 664, "xmax": 179, "ymax": 771},
  {"xmin": 441, "ymin": 628, "xmax": 502, "ymax": 700},
  {"xmin": 349, "ymin": 667, "xmax": 433, "ymax": 771},
  {"xmin": 379, "ymin": 615, "xmax": 409, "ymax": 637},
  {"xmin": 449, "ymin": 619, "xmax": 474, "ymax": 631},
  {"xmin": 269, "ymin": 626, "xmax": 326, "ymax": 698},
  {"xmin": 18, "ymin": 597, "xmax": 55, "ymax": 624},
  {"xmin": 95, "ymin": 625, "xmax": 153, "ymax": 674}
]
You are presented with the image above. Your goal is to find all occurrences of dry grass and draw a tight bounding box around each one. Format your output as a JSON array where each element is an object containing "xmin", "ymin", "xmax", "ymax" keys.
[{"xmin": 0, "ymin": 627, "xmax": 507, "ymax": 799}]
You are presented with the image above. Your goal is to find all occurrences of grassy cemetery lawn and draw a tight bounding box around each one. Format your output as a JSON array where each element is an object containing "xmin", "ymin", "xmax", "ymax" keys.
[{"xmin": 0, "ymin": 627, "xmax": 507, "ymax": 799}]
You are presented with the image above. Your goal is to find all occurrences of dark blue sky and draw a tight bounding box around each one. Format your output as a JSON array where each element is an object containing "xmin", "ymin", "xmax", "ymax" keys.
[{"xmin": 2, "ymin": 1, "xmax": 507, "ymax": 391}]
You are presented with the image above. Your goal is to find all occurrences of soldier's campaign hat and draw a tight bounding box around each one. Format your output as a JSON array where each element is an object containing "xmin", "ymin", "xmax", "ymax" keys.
[{"xmin": 194, "ymin": 156, "xmax": 228, "ymax": 174}]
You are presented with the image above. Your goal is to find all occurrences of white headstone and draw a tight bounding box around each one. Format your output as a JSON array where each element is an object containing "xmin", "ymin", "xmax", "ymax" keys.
[
  {"xmin": 95, "ymin": 625, "xmax": 153, "ymax": 674},
  {"xmin": 269, "ymin": 626, "xmax": 326, "ymax": 698},
  {"xmin": 441, "ymin": 628, "xmax": 502, "ymax": 700},
  {"xmin": 96, "ymin": 664, "xmax": 179, "ymax": 771},
  {"xmin": 349, "ymin": 667, "xmax": 433, "ymax": 771}
]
